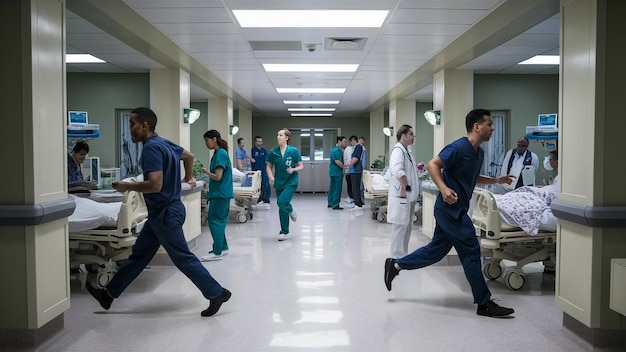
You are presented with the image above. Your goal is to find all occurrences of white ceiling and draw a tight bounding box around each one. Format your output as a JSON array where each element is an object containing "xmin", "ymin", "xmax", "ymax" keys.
[{"xmin": 65, "ymin": 0, "xmax": 560, "ymax": 118}]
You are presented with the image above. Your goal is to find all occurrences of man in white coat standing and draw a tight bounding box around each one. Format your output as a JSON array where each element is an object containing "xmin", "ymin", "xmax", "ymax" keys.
[
  {"xmin": 387, "ymin": 124, "xmax": 420, "ymax": 258},
  {"xmin": 498, "ymin": 136, "xmax": 539, "ymax": 192}
]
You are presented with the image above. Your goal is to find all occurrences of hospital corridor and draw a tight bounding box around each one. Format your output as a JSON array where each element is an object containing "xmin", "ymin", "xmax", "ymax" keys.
[{"xmin": 8, "ymin": 194, "xmax": 624, "ymax": 352}]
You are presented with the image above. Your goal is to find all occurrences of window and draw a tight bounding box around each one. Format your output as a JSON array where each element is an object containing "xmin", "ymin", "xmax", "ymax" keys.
[{"xmin": 289, "ymin": 128, "xmax": 338, "ymax": 161}]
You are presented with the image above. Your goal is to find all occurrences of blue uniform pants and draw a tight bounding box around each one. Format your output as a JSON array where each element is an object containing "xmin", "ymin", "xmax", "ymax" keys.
[
  {"xmin": 276, "ymin": 185, "xmax": 296, "ymax": 234},
  {"xmin": 395, "ymin": 207, "xmax": 491, "ymax": 305},
  {"xmin": 208, "ymin": 198, "xmax": 230, "ymax": 255},
  {"xmin": 327, "ymin": 175, "xmax": 343, "ymax": 208},
  {"xmin": 106, "ymin": 203, "xmax": 223, "ymax": 300},
  {"xmin": 349, "ymin": 173, "xmax": 363, "ymax": 207},
  {"xmin": 260, "ymin": 172, "xmax": 271, "ymax": 204}
]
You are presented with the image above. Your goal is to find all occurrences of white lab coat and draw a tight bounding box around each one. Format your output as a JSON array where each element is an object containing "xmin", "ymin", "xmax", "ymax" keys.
[
  {"xmin": 498, "ymin": 149, "xmax": 539, "ymax": 191},
  {"xmin": 387, "ymin": 142, "xmax": 419, "ymax": 258}
]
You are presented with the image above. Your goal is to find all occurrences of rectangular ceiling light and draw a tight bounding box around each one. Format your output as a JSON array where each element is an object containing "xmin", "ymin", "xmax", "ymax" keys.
[
  {"xmin": 277, "ymin": 88, "xmax": 346, "ymax": 94},
  {"xmin": 66, "ymin": 54, "xmax": 105, "ymax": 63},
  {"xmin": 284, "ymin": 100, "xmax": 339, "ymax": 105},
  {"xmin": 518, "ymin": 55, "xmax": 559, "ymax": 65},
  {"xmin": 233, "ymin": 10, "xmax": 388, "ymax": 28},
  {"xmin": 288, "ymin": 108, "xmax": 336, "ymax": 112},
  {"xmin": 263, "ymin": 64, "xmax": 358, "ymax": 72},
  {"xmin": 292, "ymin": 113, "xmax": 333, "ymax": 117}
]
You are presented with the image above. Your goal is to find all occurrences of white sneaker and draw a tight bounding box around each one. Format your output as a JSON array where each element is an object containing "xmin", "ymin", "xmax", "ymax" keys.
[
  {"xmin": 209, "ymin": 250, "xmax": 229, "ymax": 256},
  {"xmin": 344, "ymin": 197, "xmax": 354, "ymax": 204},
  {"xmin": 201, "ymin": 253, "xmax": 223, "ymax": 261},
  {"xmin": 278, "ymin": 233, "xmax": 289, "ymax": 241},
  {"xmin": 289, "ymin": 210, "xmax": 297, "ymax": 222}
]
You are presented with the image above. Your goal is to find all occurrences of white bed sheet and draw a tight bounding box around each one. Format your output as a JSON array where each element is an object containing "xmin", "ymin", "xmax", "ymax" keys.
[
  {"xmin": 493, "ymin": 185, "xmax": 558, "ymax": 235},
  {"xmin": 68, "ymin": 195, "xmax": 121, "ymax": 233}
]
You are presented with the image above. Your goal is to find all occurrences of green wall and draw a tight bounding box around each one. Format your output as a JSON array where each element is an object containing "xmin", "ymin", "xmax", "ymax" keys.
[
  {"xmin": 67, "ymin": 73, "xmax": 149, "ymax": 168},
  {"xmin": 474, "ymin": 74, "xmax": 559, "ymax": 183},
  {"xmin": 414, "ymin": 102, "xmax": 435, "ymax": 165}
]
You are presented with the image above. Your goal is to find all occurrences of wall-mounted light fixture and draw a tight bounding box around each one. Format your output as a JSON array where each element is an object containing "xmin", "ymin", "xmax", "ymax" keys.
[
  {"xmin": 229, "ymin": 125, "xmax": 240, "ymax": 135},
  {"xmin": 382, "ymin": 126, "xmax": 394, "ymax": 137},
  {"xmin": 424, "ymin": 110, "xmax": 441, "ymax": 126},
  {"xmin": 183, "ymin": 108, "xmax": 201, "ymax": 124}
]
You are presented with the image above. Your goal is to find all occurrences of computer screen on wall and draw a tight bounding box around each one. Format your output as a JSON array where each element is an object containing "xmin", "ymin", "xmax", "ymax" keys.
[
  {"xmin": 68, "ymin": 111, "xmax": 88, "ymax": 125},
  {"xmin": 538, "ymin": 113, "xmax": 557, "ymax": 127}
]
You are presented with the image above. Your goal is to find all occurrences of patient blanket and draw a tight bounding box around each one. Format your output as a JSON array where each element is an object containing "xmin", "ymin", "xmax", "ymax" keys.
[{"xmin": 493, "ymin": 186, "xmax": 558, "ymax": 235}]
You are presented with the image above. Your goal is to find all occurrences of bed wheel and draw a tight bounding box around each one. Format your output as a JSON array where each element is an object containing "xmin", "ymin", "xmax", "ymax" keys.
[
  {"xmin": 377, "ymin": 212, "xmax": 386, "ymax": 223},
  {"xmin": 96, "ymin": 270, "xmax": 116, "ymax": 288},
  {"xmin": 372, "ymin": 211, "xmax": 377, "ymax": 220},
  {"xmin": 482, "ymin": 261, "xmax": 502, "ymax": 280},
  {"xmin": 237, "ymin": 212, "xmax": 248, "ymax": 223},
  {"xmin": 504, "ymin": 270, "xmax": 525, "ymax": 290}
]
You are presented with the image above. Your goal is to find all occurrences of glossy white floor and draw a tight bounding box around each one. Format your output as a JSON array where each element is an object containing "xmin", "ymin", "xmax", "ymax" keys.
[{"xmin": 26, "ymin": 194, "xmax": 624, "ymax": 351}]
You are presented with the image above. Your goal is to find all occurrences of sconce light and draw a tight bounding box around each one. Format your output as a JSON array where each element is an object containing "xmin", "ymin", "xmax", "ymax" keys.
[
  {"xmin": 424, "ymin": 110, "xmax": 441, "ymax": 126},
  {"xmin": 229, "ymin": 125, "xmax": 239, "ymax": 135},
  {"xmin": 183, "ymin": 108, "xmax": 201, "ymax": 124},
  {"xmin": 382, "ymin": 126, "xmax": 394, "ymax": 137}
]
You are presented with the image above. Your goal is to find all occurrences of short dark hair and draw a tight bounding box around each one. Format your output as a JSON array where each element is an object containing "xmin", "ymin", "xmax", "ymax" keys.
[
  {"xmin": 465, "ymin": 109, "xmax": 491, "ymax": 132},
  {"xmin": 237, "ymin": 137, "xmax": 244, "ymax": 145},
  {"xmin": 131, "ymin": 107, "xmax": 157, "ymax": 131},
  {"xmin": 396, "ymin": 124, "xmax": 412, "ymax": 141},
  {"xmin": 549, "ymin": 149, "xmax": 558, "ymax": 161},
  {"xmin": 349, "ymin": 135, "xmax": 358, "ymax": 142},
  {"xmin": 337, "ymin": 136, "xmax": 346, "ymax": 143},
  {"xmin": 72, "ymin": 141, "xmax": 89, "ymax": 153}
]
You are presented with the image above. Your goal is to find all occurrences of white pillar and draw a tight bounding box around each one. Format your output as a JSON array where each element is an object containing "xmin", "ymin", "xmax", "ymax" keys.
[
  {"xmin": 369, "ymin": 108, "xmax": 384, "ymax": 168},
  {"xmin": 208, "ymin": 98, "xmax": 233, "ymax": 158},
  {"xmin": 150, "ymin": 68, "xmax": 191, "ymax": 148},
  {"xmin": 389, "ymin": 98, "xmax": 416, "ymax": 150},
  {"xmin": 432, "ymin": 69, "xmax": 473, "ymax": 152}
]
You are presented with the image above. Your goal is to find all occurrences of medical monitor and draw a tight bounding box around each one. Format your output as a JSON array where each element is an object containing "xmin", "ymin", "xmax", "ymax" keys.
[
  {"xmin": 538, "ymin": 113, "xmax": 557, "ymax": 127},
  {"xmin": 68, "ymin": 111, "xmax": 88, "ymax": 125}
]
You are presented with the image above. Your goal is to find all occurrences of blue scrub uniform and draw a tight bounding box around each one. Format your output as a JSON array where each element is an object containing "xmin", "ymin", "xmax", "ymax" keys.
[
  {"xmin": 251, "ymin": 146, "xmax": 270, "ymax": 204},
  {"xmin": 106, "ymin": 135, "xmax": 224, "ymax": 301},
  {"xmin": 207, "ymin": 148, "xmax": 233, "ymax": 255},
  {"xmin": 327, "ymin": 145, "xmax": 343, "ymax": 208},
  {"xmin": 395, "ymin": 137, "xmax": 492, "ymax": 305},
  {"xmin": 267, "ymin": 145, "xmax": 302, "ymax": 234}
]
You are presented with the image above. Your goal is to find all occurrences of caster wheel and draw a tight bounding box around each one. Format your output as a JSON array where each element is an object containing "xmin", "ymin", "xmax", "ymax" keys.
[
  {"xmin": 504, "ymin": 270, "xmax": 525, "ymax": 290},
  {"xmin": 482, "ymin": 261, "xmax": 503, "ymax": 280},
  {"xmin": 237, "ymin": 212, "xmax": 248, "ymax": 223},
  {"xmin": 377, "ymin": 212, "xmax": 385, "ymax": 222},
  {"xmin": 96, "ymin": 270, "xmax": 116, "ymax": 288}
]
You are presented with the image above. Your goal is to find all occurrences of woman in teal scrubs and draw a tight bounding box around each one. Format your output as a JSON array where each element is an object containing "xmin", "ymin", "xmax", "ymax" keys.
[
  {"xmin": 201, "ymin": 130, "xmax": 234, "ymax": 261},
  {"xmin": 266, "ymin": 128, "xmax": 304, "ymax": 241}
]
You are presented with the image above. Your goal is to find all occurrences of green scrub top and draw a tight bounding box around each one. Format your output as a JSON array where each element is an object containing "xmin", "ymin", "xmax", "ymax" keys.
[
  {"xmin": 268, "ymin": 145, "xmax": 302, "ymax": 190},
  {"xmin": 208, "ymin": 148, "xmax": 234, "ymax": 200},
  {"xmin": 329, "ymin": 146, "xmax": 343, "ymax": 177}
]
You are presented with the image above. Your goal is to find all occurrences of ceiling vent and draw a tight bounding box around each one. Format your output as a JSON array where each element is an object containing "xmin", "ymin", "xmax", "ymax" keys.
[
  {"xmin": 249, "ymin": 41, "xmax": 302, "ymax": 51},
  {"xmin": 324, "ymin": 37, "xmax": 367, "ymax": 50}
]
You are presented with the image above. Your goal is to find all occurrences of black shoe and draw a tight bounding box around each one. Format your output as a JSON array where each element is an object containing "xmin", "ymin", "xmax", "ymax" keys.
[
  {"xmin": 477, "ymin": 300, "xmax": 515, "ymax": 317},
  {"xmin": 327, "ymin": 205, "xmax": 332, "ymax": 208},
  {"xmin": 201, "ymin": 288, "xmax": 232, "ymax": 317},
  {"xmin": 86, "ymin": 281, "xmax": 113, "ymax": 310},
  {"xmin": 333, "ymin": 206, "xmax": 344, "ymax": 210},
  {"xmin": 384, "ymin": 258, "xmax": 400, "ymax": 291}
]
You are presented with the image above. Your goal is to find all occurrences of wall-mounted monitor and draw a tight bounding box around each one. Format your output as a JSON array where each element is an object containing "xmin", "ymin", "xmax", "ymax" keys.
[
  {"xmin": 68, "ymin": 111, "xmax": 88, "ymax": 125},
  {"xmin": 538, "ymin": 113, "xmax": 557, "ymax": 127}
]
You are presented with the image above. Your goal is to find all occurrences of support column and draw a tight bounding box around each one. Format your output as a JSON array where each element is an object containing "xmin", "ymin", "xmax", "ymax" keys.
[
  {"xmin": 238, "ymin": 106, "xmax": 252, "ymax": 159},
  {"xmin": 208, "ymin": 98, "xmax": 233, "ymax": 158},
  {"xmin": 432, "ymin": 69, "xmax": 473, "ymax": 152},
  {"xmin": 369, "ymin": 108, "xmax": 384, "ymax": 168},
  {"xmin": 554, "ymin": 0, "xmax": 626, "ymax": 346},
  {"xmin": 150, "ymin": 68, "xmax": 191, "ymax": 148},
  {"xmin": 0, "ymin": 0, "xmax": 72, "ymax": 346},
  {"xmin": 388, "ymin": 98, "xmax": 416, "ymax": 151}
]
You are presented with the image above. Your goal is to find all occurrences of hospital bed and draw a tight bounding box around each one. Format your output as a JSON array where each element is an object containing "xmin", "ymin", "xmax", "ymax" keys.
[
  {"xmin": 363, "ymin": 170, "xmax": 389, "ymax": 222},
  {"xmin": 230, "ymin": 170, "xmax": 262, "ymax": 223},
  {"xmin": 471, "ymin": 187, "xmax": 557, "ymax": 290},
  {"xmin": 68, "ymin": 190, "xmax": 148, "ymax": 287}
]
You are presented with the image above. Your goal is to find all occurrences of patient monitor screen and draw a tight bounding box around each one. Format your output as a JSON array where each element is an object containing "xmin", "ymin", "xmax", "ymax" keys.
[{"xmin": 69, "ymin": 111, "xmax": 88, "ymax": 125}]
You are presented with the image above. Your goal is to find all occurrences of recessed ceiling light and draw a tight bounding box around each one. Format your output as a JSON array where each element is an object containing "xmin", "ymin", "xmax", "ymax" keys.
[
  {"xmin": 233, "ymin": 10, "xmax": 388, "ymax": 28},
  {"xmin": 291, "ymin": 113, "xmax": 333, "ymax": 117},
  {"xmin": 264, "ymin": 64, "xmax": 358, "ymax": 72},
  {"xmin": 518, "ymin": 55, "xmax": 559, "ymax": 65},
  {"xmin": 284, "ymin": 100, "xmax": 340, "ymax": 105},
  {"xmin": 277, "ymin": 88, "xmax": 346, "ymax": 94},
  {"xmin": 66, "ymin": 54, "xmax": 106, "ymax": 63},
  {"xmin": 288, "ymin": 108, "xmax": 336, "ymax": 112}
]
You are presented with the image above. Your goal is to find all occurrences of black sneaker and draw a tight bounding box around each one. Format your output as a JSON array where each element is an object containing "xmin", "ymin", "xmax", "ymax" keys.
[
  {"xmin": 201, "ymin": 288, "xmax": 232, "ymax": 317},
  {"xmin": 384, "ymin": 258, "xmax": 400, "ymax": 291},
  {"xmin": 333, "ymin": 206, "xmax": 344, "ymax": 210},
  {"xmin": 477, "ymin": 300, "xmax": 515, "ymax": 317},
  {"xmin": 86, "ymin": 281, "xmax": 114, "ymax": 310}
]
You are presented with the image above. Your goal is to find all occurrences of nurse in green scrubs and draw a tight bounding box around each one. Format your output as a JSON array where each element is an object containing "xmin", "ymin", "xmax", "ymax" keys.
[
  {"xmin": 201, "ymin": 130, "xmax": 234, "ymax": 261},
  {"xmin": 266, "ymin": 128, "xmax": 304, "ymax": 241}
]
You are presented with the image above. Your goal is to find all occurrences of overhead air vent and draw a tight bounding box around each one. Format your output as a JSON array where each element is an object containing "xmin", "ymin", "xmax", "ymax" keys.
[
  {"xmin": 324, "ymin": 37, "xmax": 367, "ymax": 50},
  {"xmin": 249, "ymin": 41, "xmax": 302, "ymax": 51}
]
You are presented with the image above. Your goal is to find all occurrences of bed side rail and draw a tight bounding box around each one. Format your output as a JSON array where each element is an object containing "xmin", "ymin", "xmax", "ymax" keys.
[
  {"xmin": 116, "ymin": 190, "xmax": 148, "ymax": 235},
  {"xmin": 471, "ymin": 188, "xmax": 503, "ymax": 240}
]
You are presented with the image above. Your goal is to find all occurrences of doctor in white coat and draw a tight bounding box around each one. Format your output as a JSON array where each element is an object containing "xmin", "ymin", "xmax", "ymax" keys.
[
  {"xmin": 498, "ymin": 136, "xmax": 539, "ymax": 192},
  {"xmin": 387, "ymin": 124, "xmax": 420, "ymax": 258}
]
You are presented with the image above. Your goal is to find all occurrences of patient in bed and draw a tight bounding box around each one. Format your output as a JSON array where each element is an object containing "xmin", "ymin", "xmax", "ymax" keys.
[{"xmin": 492, "ymin": 149, "xmax": 559, "ymax": 235}]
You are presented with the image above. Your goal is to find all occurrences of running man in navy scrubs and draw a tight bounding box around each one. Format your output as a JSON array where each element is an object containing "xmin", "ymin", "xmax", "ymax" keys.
[
  {"xmin": 384, "ymin": 109, "xmax": 516, "ymax": 318},
  {"xmin": 86, "ymin": 107, "xmax": 231, "ymax": 317}
]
